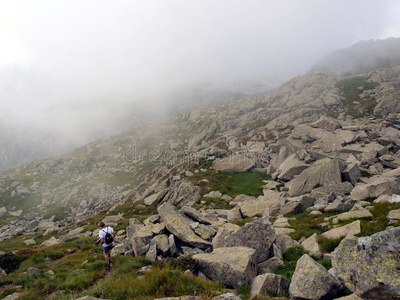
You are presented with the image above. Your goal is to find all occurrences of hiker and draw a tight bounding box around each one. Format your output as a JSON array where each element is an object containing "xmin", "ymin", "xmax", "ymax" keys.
[{"xmin": 98, "ymin": 221, "xmax": 116, "ymax": 265}]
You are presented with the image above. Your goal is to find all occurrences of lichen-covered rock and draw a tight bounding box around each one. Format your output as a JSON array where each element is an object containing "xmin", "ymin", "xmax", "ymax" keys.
[
  {"xmin": 152, "ymin": 234, "xmax": 170, "ymax": 256},
  {"xmin": 212, "ymin": 223, "xmax": 240, "ymax": 248},
  {"xmin": 251, "ymin": 273, "xmax": 290, "ymax": 297},
  {"xmin": 194, "ymin": 224, "xmax": 217, "ymax": 241},
  {"xmin": 193, "ymin": 247, "xmax": 258, "ymax": 288},
  {"xmin": 289, "ymin": 254, "xmax": 342, "ymax": 300},
  {"xmin": 158, "ymin": 203, "xmax": 211, "ymax": 249},
  {"xmin": 213, "ymin": 216, "xmax": 275, "ymax": 262},
  {"xmin": 289, "ymin": 158, "xmax": 343, "ymax": 197},
  {"xmin": 332, "ymin": 227, "xmax": 400, "ymax": 300}
]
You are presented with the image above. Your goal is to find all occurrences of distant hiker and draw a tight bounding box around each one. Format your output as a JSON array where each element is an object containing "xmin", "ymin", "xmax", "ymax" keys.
[{"xmin": 98, "ymin": 221, "xmax": 116, "ymax": 265}]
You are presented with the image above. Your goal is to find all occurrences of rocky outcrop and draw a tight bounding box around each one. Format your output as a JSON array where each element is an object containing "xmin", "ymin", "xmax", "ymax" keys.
[
  {"xmin": 332, "ymin": 228, "xmax": 400, "ymax": 300},
  {"xmin": 193, "ymin": 247, "xmax": 258, "ymax": 288},
  {"xmin": 158, "ymin": 203, "xmax": 211, "ymax": 249},
  {"xmin": 289, "ymin": 254, "xmax": 342, "ymax": 300},
  {"xmin": 289, "ymin": 158, "xmax": 343, "ymax": 197}
]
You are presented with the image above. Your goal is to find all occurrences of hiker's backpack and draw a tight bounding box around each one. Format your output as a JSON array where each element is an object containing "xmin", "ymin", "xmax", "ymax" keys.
[{"xmin": 102, "ymin": 228, "xmax": 114, "ymax": 245}]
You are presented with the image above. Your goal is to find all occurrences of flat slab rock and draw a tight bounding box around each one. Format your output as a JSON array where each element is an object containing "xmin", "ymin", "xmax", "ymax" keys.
[
  {"xmin": 289, "ymin": 158, "xmax": 343, "ymax": 197},
  {"xmin": 158, "ymin": 203, "xmax": 211, "ymax": 249},
  {"xmin": 193, "ymin": 246, "xmax": 258, "ymax": 288}
]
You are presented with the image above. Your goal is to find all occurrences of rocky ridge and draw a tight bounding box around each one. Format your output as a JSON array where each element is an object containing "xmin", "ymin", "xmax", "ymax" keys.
[{"xmin": 1, "ymin": 57, "xmax": 400, "ymax": 299}]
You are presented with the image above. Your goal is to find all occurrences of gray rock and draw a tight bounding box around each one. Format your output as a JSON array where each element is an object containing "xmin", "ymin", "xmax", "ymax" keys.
[
  {"xmin": 289, "ymin": 158, "xmax": 343, "ymax": 197},
  {"xmin": 23, "ymin": 239, "xmax": 36, "ymax": 246},
  {"xmin": 275, "ymin": 234, "xmax": 299, "ymax": 253},
  {"xmin": 257, "ymin": 257, "xmax": 284, "ymax": 275},
  {"xmin": 131, "ymin": 236, "xmax": 149, "ymax": 256},
  {"xmin": 165, "ymin": 180, "xmax": 201, "ymax": 207},
  {"xmin": 251, "ymin": 273, "xmax": 290, "ymax": 297},
  {"xmin": 212, "ymin": 223, "xmax": 240, "ymax": 248},
  {"xmin": 203, "ymin": 191, "xmax": 222, "ymax": 198},
  {"xmin": 2, "ymin": 293, "xmax": 24, "ymax": 300},
  {"xmin": 332, "ymin": 228, "xmax": 400, "ymax": 300},
  {"xmin": 379, "ymin": 154, "xmax": 400, "ymax": 169},
  {"xmin": 152, "ymin": 234, "xmax": 170, "ymax": 256},
  {"xmin": 342, "ymin": 163, "xmax": 361, "ymax": 186},
  {"xmin": 301, "ymin": 233, "xmax": 321, "ymax": 256},
  {"xmin": 180, "ymin": 206, "xmax": 212, "ymax": 225},
  {"xmin": 214, "ymin": 216, "xmax": 275, "ymax": 262},
  {"xmin": 310, "ymin": 115, "xmax": 341, "ymax": 132},
  {"xmin": 143, "ymin": 193, "xmax": 161, "ymax": 206},
  {"xmin": 275, "ymin": 153, "xmax": 310, "ymax": 181},
  {"xmin": 194, "ymin": 224, "xmax": 217, "ymax": 241},
  {"xmin": 322, "ymin": 220, "xmax": 361, "ymax": 239},
  {"xmin": 193, "ymin": 246, "xmax": 258, "ymax": 288},
  {"xmin": 211, "ymin": 293, "xmax": 241, "ymax": 300},
  {"xmin": 289, "ymin": 254, "xmax": 342, "ymax": 300},
  {"xmin": 227, "ymin": 207, "xmax": 243, "ymax": 223},
  {"xmin": 213, "ymin": 154, "xmax": 255, "ymax": 172},
  {"xmin": 145, "ymin": 240, "xmax": 157, "ymax": 262},
  {"xmin": 111, "ymin": 243, "xmax": 130, "ymax": 256},
  {"xmin": 169, "ymin": 234, "xmax": 178, "ymax": 257},
  {"xmin": 332, "ymin": 209, "xmax": 372, "ymax": 224},
  {"xmin": 158, "ymin": 203, "xmax": 211, "ymax": 249}
]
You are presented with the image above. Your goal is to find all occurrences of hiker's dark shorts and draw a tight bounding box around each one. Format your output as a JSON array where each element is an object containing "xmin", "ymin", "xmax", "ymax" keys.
[{"xmin": 102, "ymin": 244, "xmax": 114, "ymax": 255}]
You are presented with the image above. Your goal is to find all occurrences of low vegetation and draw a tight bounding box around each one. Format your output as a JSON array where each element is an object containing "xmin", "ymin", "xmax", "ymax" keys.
[
  {"xmin": 335, "ymin": 76, "xmax": 380, "ymax": 118},
  {"xmin": 190, "ymin": 171, "xmax": 273, "ymax": 198}
]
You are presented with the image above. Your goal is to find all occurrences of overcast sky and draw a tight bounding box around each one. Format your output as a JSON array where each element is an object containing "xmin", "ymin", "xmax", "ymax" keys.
[{"xmin": 0, "ymin": 0, "xmax": 400, "ymax": 135}]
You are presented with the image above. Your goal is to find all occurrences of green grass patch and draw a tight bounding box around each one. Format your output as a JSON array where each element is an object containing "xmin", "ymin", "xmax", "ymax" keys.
[
  {"xmin": 190, "ymin": 171, "xmax": 272, "ymax": 198},
  {"xmin": 358, "ymin": 202, "xmax": 400, "ymax": 237},
  {"xmin": 237, "ymin": 284, "xmax": 251, "ymax": 300},
  {"xmin": 274, "ymin": 246, "xmax": 305, "ymax": 280},
  {"xmin": 85, "ymin": 260, "xmax": 224, "ymax": 300},
  {"xmin": 318, "ymin": 236, "xmax": 343, "ymax": 254},
  {"xmin": 196, "ymin": 197, "xmax": 234, "ymax": 210},
  {"xmin": 287, "ymin": 211, "xmax": 339, "ymax": 241},
  {"xmin": 335, "ymin": 76, "xmax": 380, "ymax": 118},
  {"xmin": 234, "ymin": 217, "xmax": 260, "ymax": 227}
]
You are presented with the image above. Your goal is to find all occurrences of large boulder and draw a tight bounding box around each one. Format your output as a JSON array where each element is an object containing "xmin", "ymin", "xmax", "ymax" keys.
[
  {"xmin": 274, "ymin": 153, "xmax": 310, "ymax": 181},
  {"xmin": 332, "ymin": 228, "xmax": 400, "ymax": 300},
  {"xmin": 310, "ymin": 115, "xmax": 341, "ymax": 132},
  {"xmin": 158, "ymin": 203, "xmax": 211, "ymax": 249},
  {"xmin": 213, "ymin": 154, "xmax": 255, "ymax": 172},
  {"xmin": 351, "ymin": 167, "xmax": 400, "ymax": 200},
  {"xmin": 213, "ymin": 217, "xmax": 275, "ymax": 262},
  {"xmin": 193, "ymin": 246, "xmax": 258, "ymax": 288},
  {"xmin": 289, "ymin": 158, "xmax": 343, "ymax": 197},
  {"xmin": 164, "ymin": 180, "xmax": 201, "ymax": 207},
  {"xmin": 289, "ymin": 254, "xmax": 342, "ymax": 300}
]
